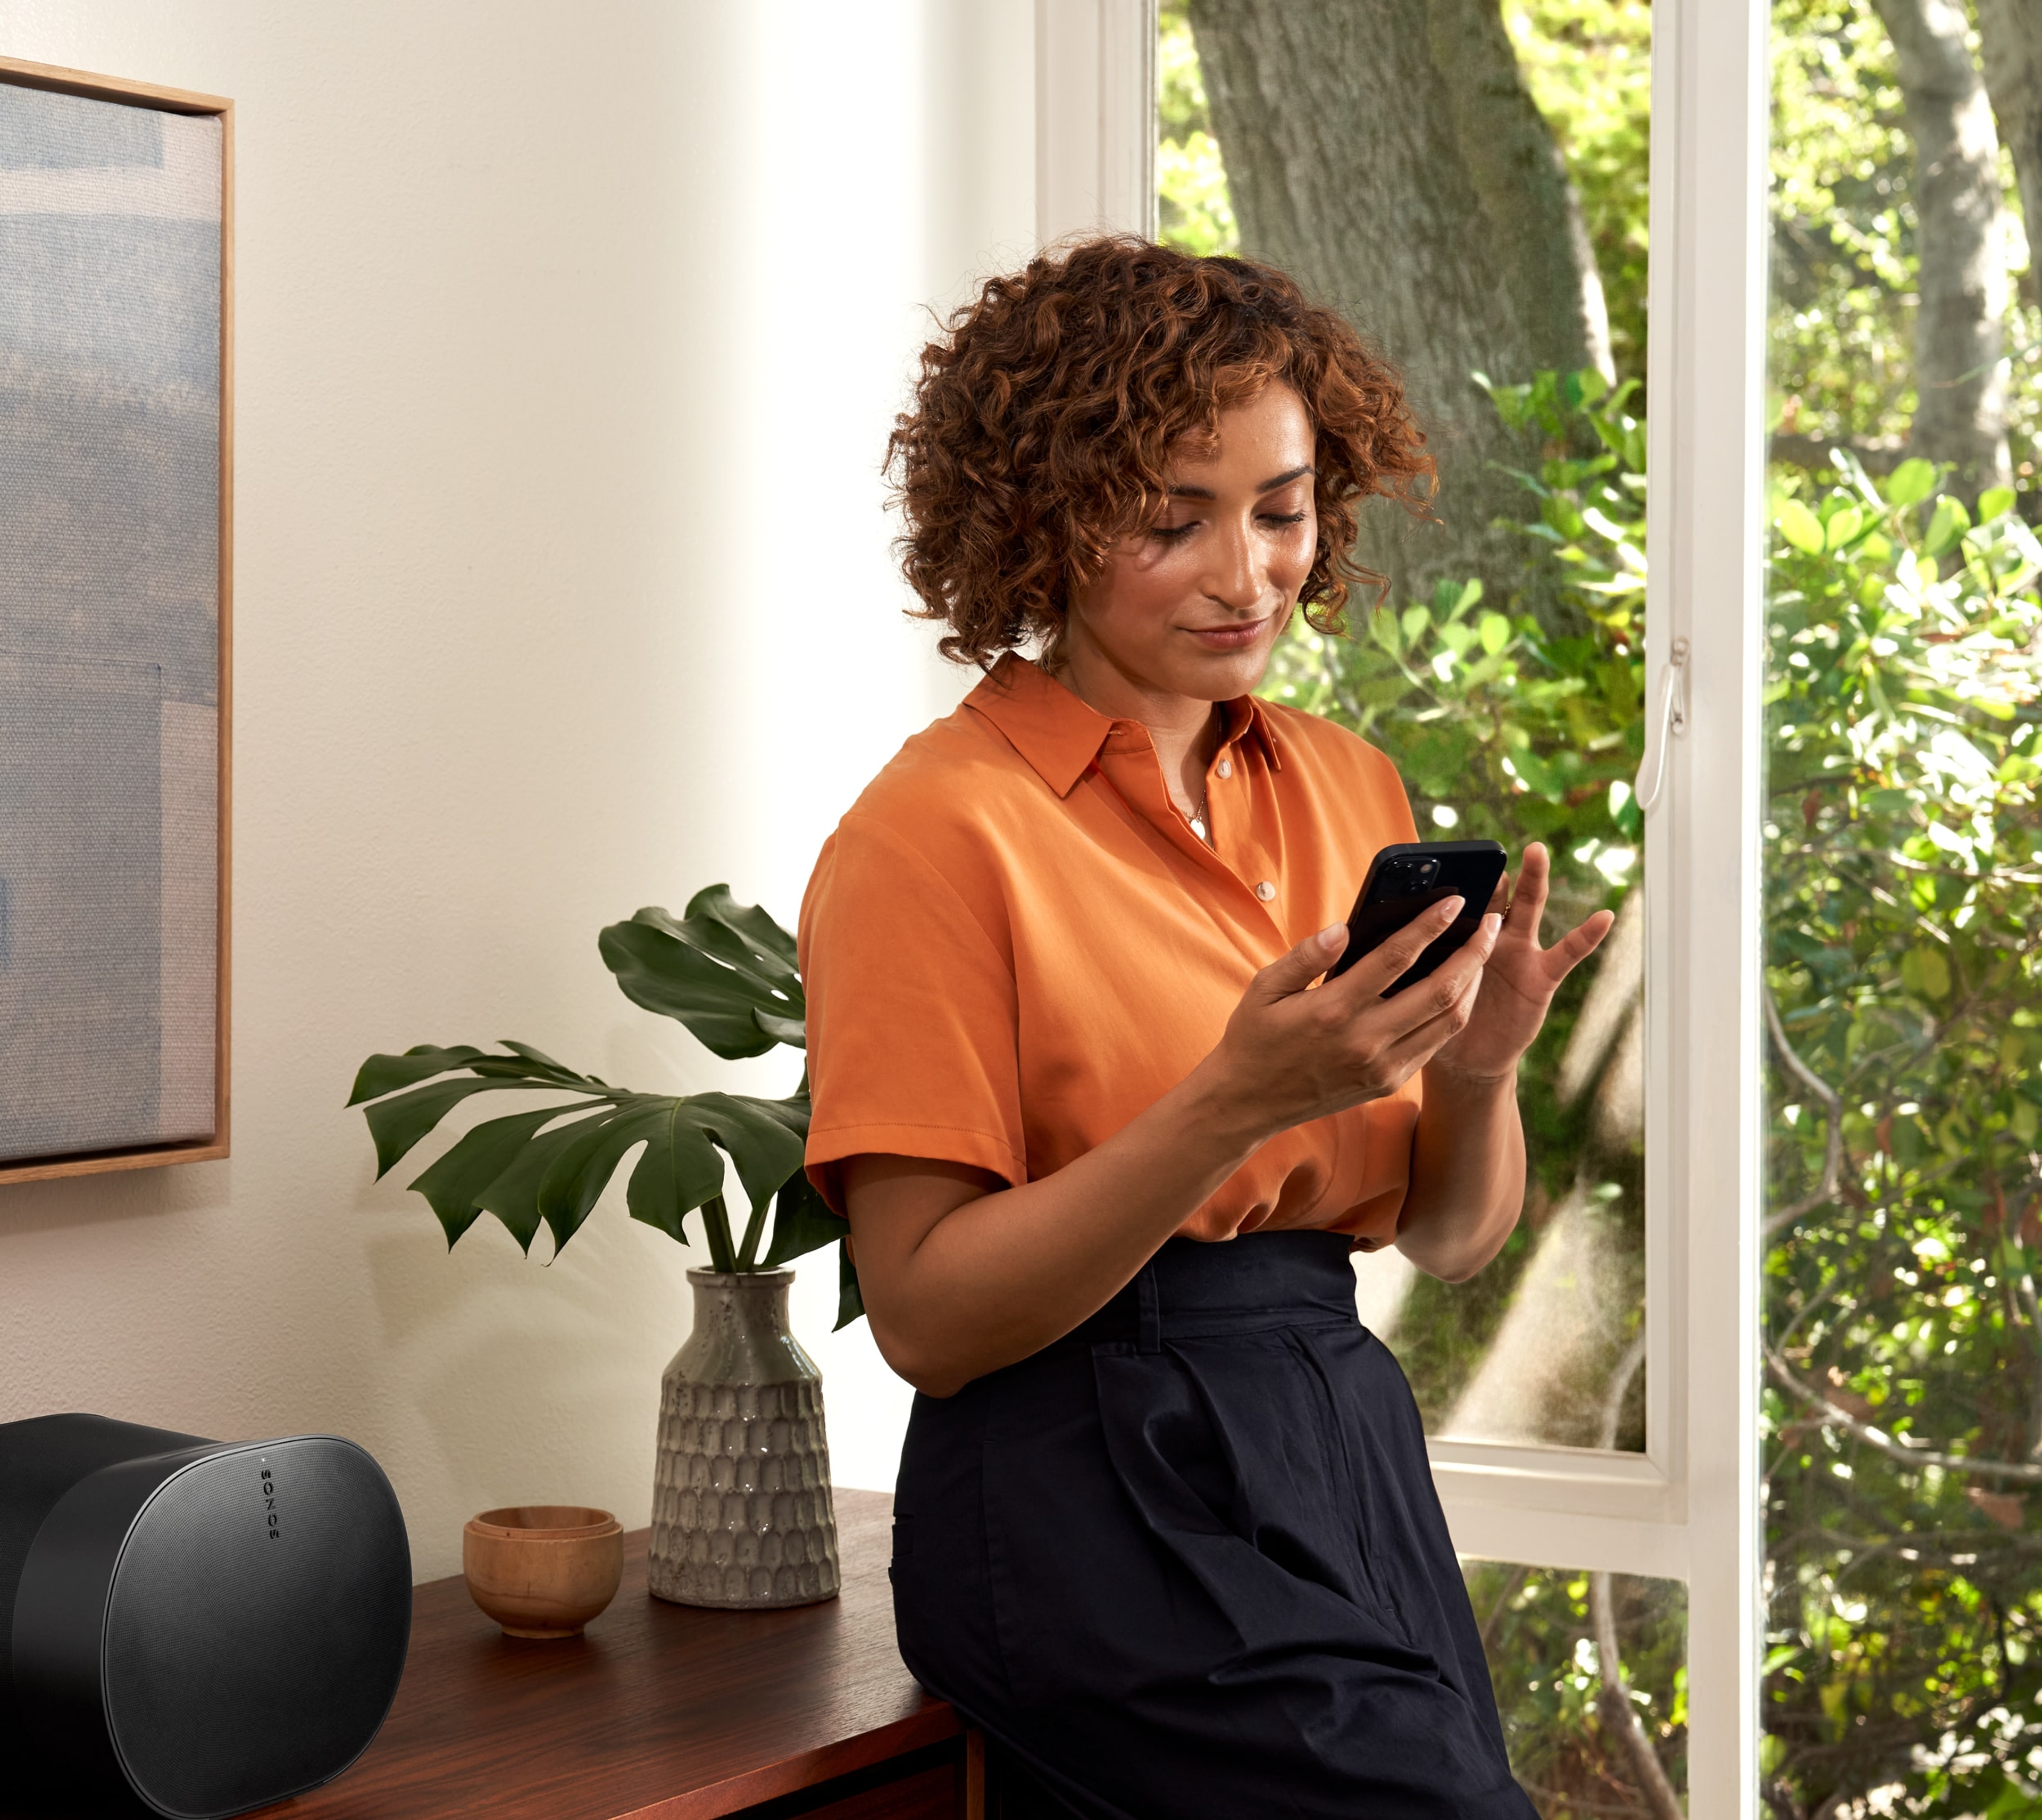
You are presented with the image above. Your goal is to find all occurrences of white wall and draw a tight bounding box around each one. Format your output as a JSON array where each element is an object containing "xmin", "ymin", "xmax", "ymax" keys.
[{"xmin": 0, "ymin": 0, "xmax": 1036, "ymax": 1579}]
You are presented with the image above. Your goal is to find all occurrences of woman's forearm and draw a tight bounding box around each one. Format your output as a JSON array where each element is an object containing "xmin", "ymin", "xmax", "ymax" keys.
[
  {"xmin": 844, "ymin": 1056, "xmax": 1269, "ymax": 1397},
  {"xmin": 846, "ymin": 908, "xmax": 1499, "ymax": 1396},
  {"xmin": 1395, "ymin": 1063, "xmax": 1526, "ymax": 1281}
]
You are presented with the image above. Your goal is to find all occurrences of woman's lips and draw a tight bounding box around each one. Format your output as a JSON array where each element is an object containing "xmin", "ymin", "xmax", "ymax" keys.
[{"xmin": 1185, "ymin": 616, "xmax": 1270, "ymax": 651}]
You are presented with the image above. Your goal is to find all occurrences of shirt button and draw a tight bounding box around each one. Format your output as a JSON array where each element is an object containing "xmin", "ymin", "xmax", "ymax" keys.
[
  {"xmin": 1217, "ymin": 757, "xmax": 1233, "ymax": 780},
  {"xmin": 1255, "ymin": 880, "xmax": 1276, "ymax": 901}
]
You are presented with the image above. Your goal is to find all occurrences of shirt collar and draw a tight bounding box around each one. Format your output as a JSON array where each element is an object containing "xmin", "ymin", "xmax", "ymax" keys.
[{"xmin": 965, "ymin": 654, "xmax": 1284, "ymax": 798}]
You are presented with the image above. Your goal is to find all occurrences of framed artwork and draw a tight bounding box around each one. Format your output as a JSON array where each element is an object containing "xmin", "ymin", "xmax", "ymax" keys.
[{"xmin": 0, "ymin": 59, "xmax": 232, "ymax": 1186}]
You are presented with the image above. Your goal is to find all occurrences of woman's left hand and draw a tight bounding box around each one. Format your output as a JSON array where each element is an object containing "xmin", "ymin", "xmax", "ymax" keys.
[{"xmin": 1428, "ymin": 842, "xmax": 1614, "ymax": 1086}]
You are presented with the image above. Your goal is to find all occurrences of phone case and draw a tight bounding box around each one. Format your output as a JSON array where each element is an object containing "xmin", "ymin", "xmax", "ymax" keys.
[{"xmin": 1325, "ymin": 840, "xmax": 1508, "ymax": 994}]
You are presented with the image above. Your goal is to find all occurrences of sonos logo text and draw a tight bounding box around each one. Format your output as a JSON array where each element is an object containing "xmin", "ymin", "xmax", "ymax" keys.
[{"xmin": 261, "ymin": 1465, "xmax": 281, "ymax": 1541}]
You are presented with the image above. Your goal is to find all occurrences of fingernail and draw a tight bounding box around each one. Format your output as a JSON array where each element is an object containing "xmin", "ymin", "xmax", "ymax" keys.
[
  {"xmin": 1441, "ymin": 896, "xmax": 1465, "ymax": 916},
  {"xmin": 1483, "ymin": 913, "xmax": 1502, "ymax": 937},
  {"xmin": 1318, "ymin": 922, "xmax": 1345, "ymax": 950}
]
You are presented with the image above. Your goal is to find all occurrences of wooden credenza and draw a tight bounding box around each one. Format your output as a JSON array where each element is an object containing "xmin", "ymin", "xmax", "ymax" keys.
[
  {"xmin": 2, "ymin": 1489, "xmax": 978, "ymax": 1820},
  {"xmin": 282, "ymin": 1488, "xmax": 976, "ymax": 1820}
]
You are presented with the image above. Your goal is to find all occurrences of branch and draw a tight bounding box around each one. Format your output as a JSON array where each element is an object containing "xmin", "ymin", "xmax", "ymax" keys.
[
  {"xmin": 1587, "ymin": 1337, "xmax": 1684, "ymax": 1820},
  {"xmin": 1771, "ymin": 942, "xmax": 2042, "ymax": 1241},
  {"xmin": 1766, "ymin": 1346, "xmax": 2042, "ymax": 1483},
  {"xmin": 1768, "ymin": 431, "xmax": 1909, "ymax": 475},
  {"xmin": 1769, "ymin": 1264, "xmax": 1848, "ymax": 1361},
  {"xmin": 1588, "ymin": 1580, "xmax": 1684, "ymax": 1820},
  {"xmin": 1597, "ymin": 1331, "xmax": 1646, "ymax": 1455},
  {"xmin": 1763, "ymin": 989, "xmax": 1847, "ymax": 1237},
  {"xmin": 1476, "ymin": 1563, "xmax": 1531, "ymax": 1653},
  {"xmin": 1810, "ymin": 1524, "xmax": 2042, "ymax": 1559},
  {"xmin": 1761, "ymin": 1781, "xmax": 1804, "ymax": 1820}
]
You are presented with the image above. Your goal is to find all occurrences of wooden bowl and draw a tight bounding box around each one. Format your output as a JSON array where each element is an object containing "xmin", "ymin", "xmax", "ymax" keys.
[{"xmin": 463, "ymin": 1505, "xmax": 624, "ymax": 1639}]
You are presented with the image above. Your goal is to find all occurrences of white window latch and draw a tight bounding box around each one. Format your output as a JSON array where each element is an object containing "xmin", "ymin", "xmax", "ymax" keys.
[{"xmin": 1633, "ymin": 636, "xmax": 1689, "ymax": 815}]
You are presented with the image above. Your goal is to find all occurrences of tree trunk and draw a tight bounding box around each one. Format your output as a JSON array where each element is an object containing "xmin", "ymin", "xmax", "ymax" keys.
[
  {"xmin": 1871, "ymin": 0, "xmax": 2013, "ymax": 498},
  {"xmin": 1976, "ymin": 0, "xmax": 2042, "ymax": 306},
  {"xmin": 1424, "ymin": 2, "xmax": 1614, "ymax": 386},
  {"xmin": 1186, "ymin": 0, "xmax": 1609, "ymax": 624}
]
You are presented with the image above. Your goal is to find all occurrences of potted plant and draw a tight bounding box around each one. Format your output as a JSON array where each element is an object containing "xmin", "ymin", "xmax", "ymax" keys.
[{"xmin": 348, "ymin": 887, "xmax": 856, "ymax": 1610}]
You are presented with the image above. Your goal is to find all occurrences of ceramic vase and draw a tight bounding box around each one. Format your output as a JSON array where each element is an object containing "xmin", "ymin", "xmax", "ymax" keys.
[{"xmin": 647, "ymin": 1266, "xmax": 840, "ymax": 1609}]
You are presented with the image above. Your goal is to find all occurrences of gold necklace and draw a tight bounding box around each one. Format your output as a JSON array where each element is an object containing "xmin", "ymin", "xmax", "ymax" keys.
[{"xmin": 1187, "ymin": 785, "xmax": 1212, "ymax": 844}]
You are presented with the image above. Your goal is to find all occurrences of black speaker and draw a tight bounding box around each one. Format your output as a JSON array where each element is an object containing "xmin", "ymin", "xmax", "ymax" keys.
[{"xmin": 0, "ymin": 1414, "xmax": 412, "ymax": 1819}]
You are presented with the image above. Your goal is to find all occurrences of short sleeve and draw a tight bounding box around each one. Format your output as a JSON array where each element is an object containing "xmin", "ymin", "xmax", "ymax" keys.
[{"xmin": 798, "ymin": 812, "xmax": 1026, "ymax": 1213}]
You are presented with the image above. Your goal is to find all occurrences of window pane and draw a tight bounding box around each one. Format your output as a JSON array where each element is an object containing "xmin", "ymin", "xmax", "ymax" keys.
[
  {"xmin": 1160, "ymin": 2, "xmax": 1652, "ymax": 1451},
  {"xmin": 1465, "ymin": 1560, "xmax": 1688, "ymax": 1815},
  {"xmin": 1763, "ymin": 1, "xmax": 2042, "ymax": 1810}
]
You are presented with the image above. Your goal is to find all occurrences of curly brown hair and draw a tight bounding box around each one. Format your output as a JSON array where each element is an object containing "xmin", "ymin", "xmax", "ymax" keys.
[{"xmin": 886, "ymin": 236, "xmax": 1434, "ymax": 669}]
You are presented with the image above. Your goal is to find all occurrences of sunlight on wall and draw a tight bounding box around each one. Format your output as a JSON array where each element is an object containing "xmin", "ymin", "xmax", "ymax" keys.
[
  {"xmin": 715, "ymin": 0, "xmax": 1036, "ymax": 1493},
  {"xmin": 0, "ymin": 0, "xmax": 1035, "ymax": 1572}
]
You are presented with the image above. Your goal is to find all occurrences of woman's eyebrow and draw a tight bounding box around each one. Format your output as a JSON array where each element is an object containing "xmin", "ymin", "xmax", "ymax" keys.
[
  {"xmin": 1165, "ymin": 464, "xmax": 1317, "ymax": 500},
  {"xmin": 1257, "ymin": 463, "xmax": 1317, "ymax": 491}
]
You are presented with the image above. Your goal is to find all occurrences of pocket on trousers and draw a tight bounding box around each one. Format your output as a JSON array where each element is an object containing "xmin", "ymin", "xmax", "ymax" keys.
[{"xmin": 978, "ymin": 1365, "xmax": 1160, "ymax": 1715}]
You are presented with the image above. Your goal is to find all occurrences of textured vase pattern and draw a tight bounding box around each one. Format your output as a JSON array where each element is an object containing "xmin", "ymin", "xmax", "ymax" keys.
[{"xmin": 648, "ymin": 1267, "xmax": 840, "ymax": 1609}]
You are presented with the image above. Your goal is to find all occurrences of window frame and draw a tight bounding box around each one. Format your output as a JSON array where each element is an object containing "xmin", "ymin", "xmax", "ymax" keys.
[{"xmin": 1049, "ymin": 0, "xmax": 1772, "ymax": 1809}]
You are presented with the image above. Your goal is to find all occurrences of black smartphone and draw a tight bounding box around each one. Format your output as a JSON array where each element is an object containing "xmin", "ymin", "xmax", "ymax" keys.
[{"xmin": 1325, "ymin": 840, "xmax": 1509, "ymax": 994}]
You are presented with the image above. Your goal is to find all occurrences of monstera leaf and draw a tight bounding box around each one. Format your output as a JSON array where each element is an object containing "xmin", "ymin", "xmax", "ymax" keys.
[
  {"xmin": 349, "ymin": 889, "xmax": 861, "ymax": 1328},
  {"xmin": 598, "ymin": 886, "xmax": 806, "ymax": 1058}
]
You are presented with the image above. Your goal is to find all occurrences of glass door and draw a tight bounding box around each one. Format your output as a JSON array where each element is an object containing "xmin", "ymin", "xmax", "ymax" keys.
[
  {"xmin": 1161, "ymin": 0, "xmax": 1655, "ymax": 1457},
  {"xmin": 1761, "ymin": 2, "xmax": 2042, "ymax": 1811},
  {"xmin": 1157, "ymin": 5, "xmax": 1688, "ymax": 1811}
]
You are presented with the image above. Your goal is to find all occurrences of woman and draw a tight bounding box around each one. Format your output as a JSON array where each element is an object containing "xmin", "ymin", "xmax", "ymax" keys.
[{"xmin": 799, "ymin": 239, "xmax": 1612, "ymax": 1818}]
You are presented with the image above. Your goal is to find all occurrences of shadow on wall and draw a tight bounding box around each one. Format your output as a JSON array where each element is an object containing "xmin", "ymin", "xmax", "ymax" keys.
[
  {"xmin": 358, "ymin": 1186, "xmax": 687, "ymax": 1512},
  {"xmin": 0, "ymin": 1156, "xmax": 223, "ymax": 1241}
]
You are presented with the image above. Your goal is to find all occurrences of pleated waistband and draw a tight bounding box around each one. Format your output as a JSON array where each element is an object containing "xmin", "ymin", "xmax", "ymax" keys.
[{"xmin": 1051, "ymin": 1230, "xmax": 1361, "ymax": 1355}]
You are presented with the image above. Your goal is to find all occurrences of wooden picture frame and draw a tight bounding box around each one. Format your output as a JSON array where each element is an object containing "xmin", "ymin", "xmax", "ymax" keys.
[{"xmin": 0, "ymin": 59, "xmax": 232, "ymax": 1187}]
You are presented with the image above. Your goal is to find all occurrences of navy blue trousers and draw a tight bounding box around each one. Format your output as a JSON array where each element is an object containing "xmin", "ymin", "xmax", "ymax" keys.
[{"xmin": 890, "ymin": 1232, "xmax": 1539, "ymax": 1819}]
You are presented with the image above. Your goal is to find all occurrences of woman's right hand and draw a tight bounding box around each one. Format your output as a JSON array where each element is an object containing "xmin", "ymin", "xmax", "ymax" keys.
[
  {"xmin": 846, "ymin": 898, "xmax": 1496, "ymax": 1397},
  {"xmin": 1199, "ymin": 899, "xmax": 1503, "ymax": 1141}
]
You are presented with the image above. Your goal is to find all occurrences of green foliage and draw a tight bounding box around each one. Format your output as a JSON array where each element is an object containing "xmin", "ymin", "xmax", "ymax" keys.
[
  {"xmin": 1156, "ymin": 3, "xmax": 1236, "ymax": 257},
  {"xmin": 350, "ymin": 887, "xmax": 863, "ymax": 1328},
  {"xmin": 1769, "ymin": 0, "xmax": 1920, "ymax": 456},
  {"xmin": 1467, "ymin": 1563, "xmax": 1688, "ymax": 1814},
  {"xmin": 1268, "ymin": 369, "xmax": 1645, "ymax": 888},
  {"xmin": 1761, "ymin": 456, "xmax": 2042, "ymax": 1814},
  {"xmin": 1278, "ymin": 370, "xmax": 2042, "ymax": 1813},
  {"xmin": 1769, "ymin": 0, "xmax": 2042, "ymax": 492}
]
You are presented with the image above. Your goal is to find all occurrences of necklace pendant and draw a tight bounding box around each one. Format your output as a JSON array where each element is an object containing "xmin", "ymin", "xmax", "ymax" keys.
[{"xmin": 1189, "ymin": 814, "xmax": 1208, "ymax": 842}]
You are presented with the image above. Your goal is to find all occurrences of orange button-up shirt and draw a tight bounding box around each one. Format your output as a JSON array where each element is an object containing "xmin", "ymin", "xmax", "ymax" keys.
[{"xmin": 799, "ymin": 654, "xmax": 1423, "ymax": 1245}]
